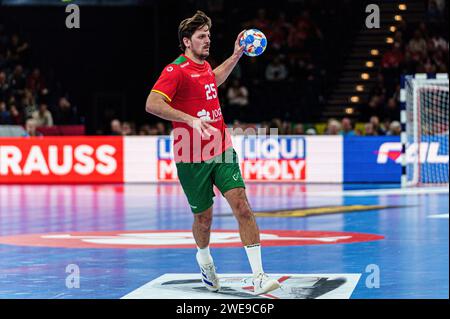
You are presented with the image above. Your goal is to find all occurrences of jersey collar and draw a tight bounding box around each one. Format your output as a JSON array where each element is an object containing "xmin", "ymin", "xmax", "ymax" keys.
[{"xmin": 181, "ymin": 54, "xmax": 207, "ymax": 70}]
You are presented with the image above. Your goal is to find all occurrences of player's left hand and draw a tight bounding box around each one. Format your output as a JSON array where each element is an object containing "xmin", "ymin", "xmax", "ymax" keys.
[{"xmin": 233, "ymin": 30, "xmax": 246, "ymax": 59}]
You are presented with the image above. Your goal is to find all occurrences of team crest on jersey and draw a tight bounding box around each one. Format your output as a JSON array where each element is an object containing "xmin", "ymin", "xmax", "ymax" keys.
[{"xmin": 166, "ymin": 66, "xmax": 174, "ymax": 72}]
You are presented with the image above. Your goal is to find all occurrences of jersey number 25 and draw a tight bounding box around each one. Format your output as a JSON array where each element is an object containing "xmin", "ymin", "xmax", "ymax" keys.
[{"xmin": 205, "ymin": 84, "xmax": 217, "ymax": 100}]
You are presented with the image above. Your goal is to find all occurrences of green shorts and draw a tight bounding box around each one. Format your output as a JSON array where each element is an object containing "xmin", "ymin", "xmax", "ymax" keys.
[{"xmin": 175, "ymin": 147, "xmax": 246, "ymax": 214}]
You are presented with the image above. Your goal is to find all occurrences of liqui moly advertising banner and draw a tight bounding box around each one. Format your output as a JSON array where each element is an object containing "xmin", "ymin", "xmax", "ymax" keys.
[
  {"xmin": 239, "ymin": 136, "xmax": 306, "ymax": 181},
  {"xmin": 151, "ymin": 135, "xmax": 342, "ymax": 183}
]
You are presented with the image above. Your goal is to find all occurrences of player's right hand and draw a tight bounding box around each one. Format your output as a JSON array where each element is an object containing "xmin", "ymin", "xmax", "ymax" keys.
[{"xmin": 190, "ymin": 118, "xmax": 219, "ymax": 139}]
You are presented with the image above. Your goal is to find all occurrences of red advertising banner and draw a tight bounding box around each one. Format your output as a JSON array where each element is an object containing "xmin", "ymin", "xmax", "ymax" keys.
[{"xmin": 0, "ymin": 137, "xmax": 123, "ymax": 183}]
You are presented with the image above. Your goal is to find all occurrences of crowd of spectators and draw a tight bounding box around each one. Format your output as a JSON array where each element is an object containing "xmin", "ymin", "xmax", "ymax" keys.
[
  {"xmin": 0, "ymin": 24, "xmax": 80, "ymax": 133},
  {"xmin": 112, "ymin": 1, "xmax": 447, "ymax": 137},
  {"xmin": 217, "ymin": 7, "xmax": 329, "ymax": 124},
  {"xmin": 208, "ymin": 2, "xmax": 430, "ymax": 136},
  {"xmin": 363, "ymin": 0, "xmax": 448, "ymax": 127},
  {"xmin": 227, "ymin": 115, "xmax": 401, "ymax": 136},
  {"xmin": 118, "ymin": 114, "xmax": 401, "ymax": 137},
  {"xmin": 324, "ymin": 116, "xmax": 401, "ymax": 136},
  {"xmin": 107, "ymin": 118, "xmax": 171, "ymax": 136}
]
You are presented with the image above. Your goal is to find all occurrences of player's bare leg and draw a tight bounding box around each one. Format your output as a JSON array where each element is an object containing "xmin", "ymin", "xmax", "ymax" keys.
[
  {"xmin": 223, "ymin": 188, "xmax": 260, "ymax": 245},
  {"xmin": 193, "ymin": 206, "xmax": 213, "ymax": 248},
  {"xmin": 224, "ymin": 187, "xmax": 280, "ymax": 295},
  {"xmin": 192, "ymin": 206, "xmax": 220, "ymax": 292}
]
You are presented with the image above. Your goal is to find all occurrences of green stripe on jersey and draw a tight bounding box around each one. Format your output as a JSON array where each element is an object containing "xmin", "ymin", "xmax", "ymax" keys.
[{"xmin": 172, "ymin": 55, "xmax": 187, "ymax": 65}]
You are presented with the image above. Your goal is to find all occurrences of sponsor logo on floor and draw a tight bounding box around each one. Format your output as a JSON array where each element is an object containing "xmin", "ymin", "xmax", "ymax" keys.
[
  {"xmin": 122, "ymin": 273, "xmax": 361, "ymax": 299},
  {"xmin": 0, "ymin": 230, "xmax": 384, "ymax": 249}
]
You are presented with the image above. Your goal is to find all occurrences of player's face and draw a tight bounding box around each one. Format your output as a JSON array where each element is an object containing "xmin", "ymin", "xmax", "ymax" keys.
[{"xmin": 188, "ymin": 26, "xmax": 211, "ymax": 60}]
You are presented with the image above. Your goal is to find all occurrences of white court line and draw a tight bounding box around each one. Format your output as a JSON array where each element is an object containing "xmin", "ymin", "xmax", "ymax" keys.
[
  {"xmin": 428, "ymin": 214, "xmax": 449, "ymax": 219},
  {"xmin": 307, "ymin": 187, "xmax": 449, "ymax": 197}
]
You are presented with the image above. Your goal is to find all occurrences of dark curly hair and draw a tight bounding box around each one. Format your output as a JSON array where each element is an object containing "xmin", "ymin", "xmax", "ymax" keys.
[{"xmin": 178, "ymin": 11, "xmax": 212, "ymax": 52}]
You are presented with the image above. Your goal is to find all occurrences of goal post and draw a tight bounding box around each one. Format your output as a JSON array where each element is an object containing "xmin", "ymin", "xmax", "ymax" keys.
[{"xmin": 401, "ymin": 73, "xmax": 449, "ymax": 187}]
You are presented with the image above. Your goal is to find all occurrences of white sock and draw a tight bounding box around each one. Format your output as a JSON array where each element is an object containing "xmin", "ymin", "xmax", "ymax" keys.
[
  {"xmin": 244, "ymin": 243, "xmax": 264, "ymax": 276},
  {"xmin": 196, "ymin": 246, "xmax": 213, "ymax": 264}
]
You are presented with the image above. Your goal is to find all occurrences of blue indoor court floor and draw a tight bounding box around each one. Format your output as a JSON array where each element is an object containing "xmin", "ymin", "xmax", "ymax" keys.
[{"xmin": 0, "ymin": 183, "xmax": 448, "ymax": 299}]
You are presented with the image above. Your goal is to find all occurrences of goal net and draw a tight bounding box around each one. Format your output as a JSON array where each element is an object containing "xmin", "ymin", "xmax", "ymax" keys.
[{"xmin": 402, "ymin": 74, "xmax": 449, "ymax": 187}]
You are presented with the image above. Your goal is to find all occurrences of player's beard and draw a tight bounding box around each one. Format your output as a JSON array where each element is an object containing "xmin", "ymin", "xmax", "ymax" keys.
[{"xmin": 194, "ymin": 45, "xmax": 209, "ymax": 60}]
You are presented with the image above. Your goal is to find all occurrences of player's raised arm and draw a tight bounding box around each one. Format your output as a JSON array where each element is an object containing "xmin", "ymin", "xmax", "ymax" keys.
[{"xmin": 213, "ymin": 30, "xmax": 245, "ymax": 87}]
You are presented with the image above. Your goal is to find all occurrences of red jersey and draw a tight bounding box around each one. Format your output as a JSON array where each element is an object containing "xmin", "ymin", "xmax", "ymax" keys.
[{"xmin": 151, "ymin": 54, "xmax": 232, "ymax": 162}]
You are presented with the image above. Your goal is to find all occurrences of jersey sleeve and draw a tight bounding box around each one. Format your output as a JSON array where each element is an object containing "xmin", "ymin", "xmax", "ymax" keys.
[{"xmin": 151, "ymin": 65, "xmax": 182, "ymax": 102}]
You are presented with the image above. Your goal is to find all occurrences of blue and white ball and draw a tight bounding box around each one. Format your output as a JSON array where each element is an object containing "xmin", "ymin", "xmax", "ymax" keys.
[{"xmin": 239, "ymin": 29, "xmax": 267, "ymax": 57}]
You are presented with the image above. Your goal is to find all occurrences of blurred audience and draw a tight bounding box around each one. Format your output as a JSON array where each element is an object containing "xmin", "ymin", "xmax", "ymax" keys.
[
  {"xmin": 155, "ymin": 122, "xmax": 168, "ymax": 135},
  {"xmin": 305, "ymin": 127, "xmax": 316, "ymax": 135},
  {"xmin": 54, "ymin": 97, "xmax": 79, "ymax": 125},
  {"xmin": 370, "ymin": 116, "xmax": 386, "ymax": 136},
  {"xmin": 265, "ymin": 56, "xmax": 288, "ymax": 82},
  {"xmin": 26, "ymin": 68, "xmax": 46, "ymax": 95},
  {"xmin": 9, "ymin": 104, "xmax": 22, "ymax": 125},
  {"xmin": 121, "ymin": 121, "xmax": 136, "ymax": 136},
  {"xmin": 293, "ymin": 123, "xmax": 304, "ymax": 135},
  {"xmin": 22, "ymin": 118, "xmax": 42, "ymax": 137},
  {"xmin": 0, "ymin": 26, "xmax": 79, "ymax": 136},
  {"xmin": 0, "ymin": 71, "xmax": 9, "ymax": 101},
  {"xmin": 110, "ymin": 119, "xmax": 122, "ymax": 136},
  {"xmin": 364, "ymin": 123, "xmax": 377, "ymax": 136},
  {"xmin": 226, "ymin": 78, "xmax": 249, "ymax": 122},
  {"xmin": 388, "ymin": 121, "xmax": 402, "ymax": 136},
  {"xmin": 381, "ymin": 42, "xmax": 404, "ymax": 69},
  {"xmin": 7, "ymin": 34, "xmax": 29, "ymax": 65},
  {"xmin": 326, "ymin": 119, "xmax": 341, "ymax": 135},
  {"xmin": 0, "ymin": 100, "xmax": 11, "ymax": 124},
  {"xmin": 32, "ymin": 103, "xmax": 53, "ymax": 127},
  {"xmin": 366, "ymin": 11, "xmax": 447, "ymax": 134},
  {"xmin": 340, "ymin": 118, "xmax": 356, "ymax": 136},
  {"xmin": 243, "ymin": 8, "xmax": 271, "ymax": 31},
  {"xmin": 8, "ymin": 64, "xmax": 26, "ymax": 96},
  {"xmin": 139, "ymin": 124, "xmax": 152, "ymax": 136}
]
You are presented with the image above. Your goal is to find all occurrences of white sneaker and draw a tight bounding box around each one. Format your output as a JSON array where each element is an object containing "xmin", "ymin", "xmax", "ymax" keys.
[
  {"xmin": 196, "ymin": 254, "xmax": 220, "ymax": 292},
  {"xmin": 252, "ymin": 273, "xmax": 281, "ymax": 295}
]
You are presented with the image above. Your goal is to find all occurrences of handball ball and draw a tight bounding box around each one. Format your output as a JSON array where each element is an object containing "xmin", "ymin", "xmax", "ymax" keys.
[{"xmin": 239, "ymin": 29, "xmax": 267, "ymax": 57}]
